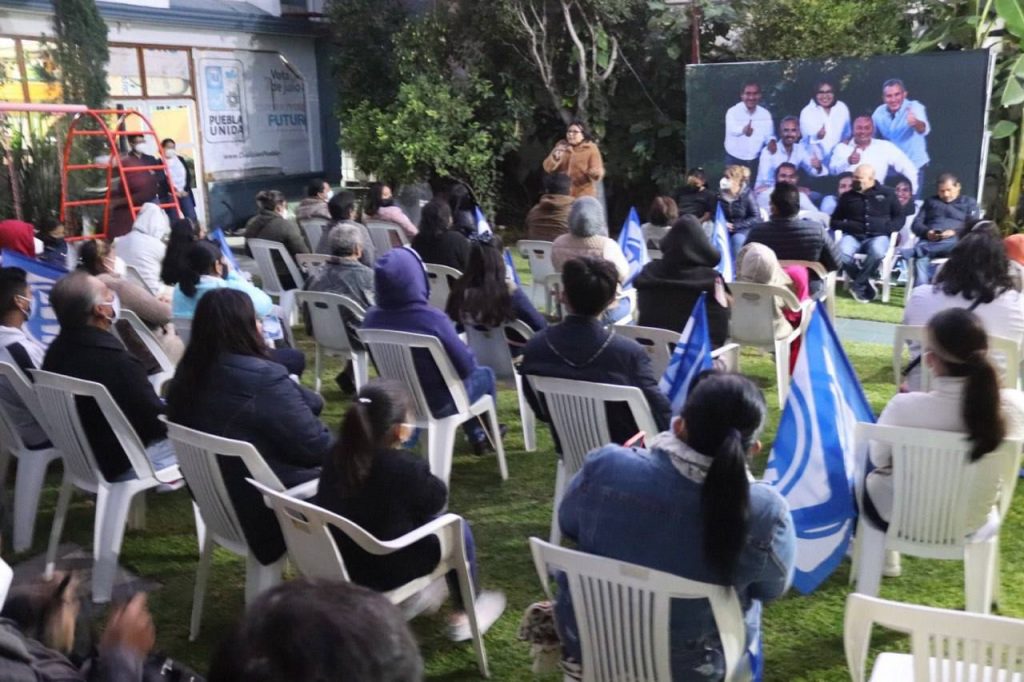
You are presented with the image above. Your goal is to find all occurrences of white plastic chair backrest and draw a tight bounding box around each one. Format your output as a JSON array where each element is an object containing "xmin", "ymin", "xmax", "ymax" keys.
[
  {"xmin": 526, "ymin": 375, "xmax": 658, "ymax": 478},
  {"xmin": 615, "ymin": 325, "xmax": 680, "ymax": 377},
  {"xmin": 856, "ymin": 423, "xmax": 1021, "ymax": 556},
  {"xmin": 29, "ymin": 370, "xmax": 155, "ymax": 485},
  {"xmin": 894, "ymin": 325, "xmax": 1019, "ymax": 390},
  {"xmin": 247, "ymin": 238, "xmax": 303, "ymax": 297},
  {"xmin": 116, "ymin": 309, "xmax": 175, "ymax": 376},
  {"xmin": 424, "ymin": 263, "xmax": 462, "ymax": 311},
  {"xmin": 0, "ymin": 558, "xmax": 12, "ymax": 607},
  {"xmin": 517, "ymin": 240, "xmax": 556, "ymax": 282},
  {"xmin": 728, "ymin": 282, "xmax": 801, "ymax": 347},
  {"xmin": 356, "ymin": 329, "xmax": 472, "ymax": 421},
  {"xmin": 163, "ymin": 419, "xmax": 284, "ymax": 554},
  {"xmin": 844, "ymin": 593, "xmax": 1024, "ymax": 682},
  {"xmin": 530, "ymin": 537, "xmax": 746, "ymax": 682},
  {"xmin": 295, "ymin": 253, "xmax": 332, "ymax": 278},
  {"xmin": 0, "ymin": 361, "xmax": 46, "ymax": 453},
  {"xmin": 124, "ymin": 265, "xmax": 153, "ymax": 295},
  {"xmin": 364, "ymin": 220, "xmax": 409, "ymax": 256},
  {"xmin": 299, "ymin": 218, "xmax": 330, "ymax": 252},
  {"xmin": 293, "ymin": 290, "xmax": 365, "ymax": 355},
  {"xmin": 172, "ymin": 316, "xmax": 192, "ymax": 346},
  {"xmin": 463, "ymin": 319, "xmax": 534, "ymax": 382}
]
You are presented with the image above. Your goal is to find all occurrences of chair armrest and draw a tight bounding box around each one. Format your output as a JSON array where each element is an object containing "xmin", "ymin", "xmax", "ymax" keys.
[
  {"xmin": 284, "ymin": 478, "xmax": 319, "ymax": 500},
  {"xmin": 376, "ymin": 513, "xmax": 464, "ymax": 551}
]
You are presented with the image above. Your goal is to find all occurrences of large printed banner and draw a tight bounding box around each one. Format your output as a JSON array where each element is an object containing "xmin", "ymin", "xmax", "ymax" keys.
[
  {"xmin": 196, "ymin": 50, "xmax": 312, "ymax": 176},
  {"xmin": 685, "ymin": 50, "xmax": 993, "ymax": 202}
]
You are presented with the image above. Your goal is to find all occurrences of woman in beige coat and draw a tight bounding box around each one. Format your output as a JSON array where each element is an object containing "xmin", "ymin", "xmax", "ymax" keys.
[{"xmin": 542, "ymin": 120, "xmax": 605, "ymax": 198}]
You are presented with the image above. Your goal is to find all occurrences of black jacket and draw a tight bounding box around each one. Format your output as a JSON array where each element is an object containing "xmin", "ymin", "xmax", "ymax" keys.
[
  {"xmin": 745, "ymin": 217, "xmax": 842, "ymax": 272},
  {"xmin": 675, "ymin": 186, "xmax": 716, "ymax": 219},
  {"xmin": 314, "ymin": 448, "xmax": 446, "ymax": 592},
  {"xmin": 831, "ymin": 184, "xmax": 902, "ymax": 238},
  {"xmin": 519, "ymin": 316, "xmax": 673, "ymax": 445},
  {"xmin": 42, "ymin": 326, "xmax": 166, "ymax": 482},
  {"xmin": 411, "ymin": 230, "xmax": 472, "ymax": 273},
  {"xmin": 167, "ymin": 353, "xmax": 329, "ymax": 565},
  {"xmin": 634, "ymin": 261, "xmax": 730, "ymax": 348},
  {"xmin": 912, "ymin": 195, "xmax": 980, "ymax": 238},
  {"xmin": 717, "ymin": 189, "xmax": 760, "ymax": 232}
]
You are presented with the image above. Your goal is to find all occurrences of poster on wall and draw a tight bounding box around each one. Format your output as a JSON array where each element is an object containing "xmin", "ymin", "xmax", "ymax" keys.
[
  {"xmin": 685, "ymin": 50, "xmax": 993, "ymax": 203},
  {"xmin": 197, "ymin": 50, "xmax": 313, "ymax": 177}
]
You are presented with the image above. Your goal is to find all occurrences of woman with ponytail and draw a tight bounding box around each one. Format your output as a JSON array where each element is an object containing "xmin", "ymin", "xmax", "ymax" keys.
[
  {"xmin": 171, "ymin": 241, "xmax": 273, "ymax": 320},
  {"xmin": 556, "ymin": 372, "xmax": 795, "ymax": 679},
  {"xmin": 313, "ymin": 380, "xmax": 506, "ymax": 642},
  {"xmin": 866, "ymin": 307, "xmax": 1024, "ymax": 575}
]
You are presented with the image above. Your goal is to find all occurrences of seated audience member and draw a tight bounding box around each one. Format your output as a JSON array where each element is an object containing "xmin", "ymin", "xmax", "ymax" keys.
[
  {"xmin": 717, "ymin": 164, "xmax": 760, "ymax": 255},
  {"xmin": 446, "ymin": 236, "xmax": 547, "ymax": 348},
  {"xmin": 675, "ymin": 168, "xmax": 716, "ymax": 223},
  {"xmin": 36, "ymin": 217, "xmax": 68, "ymax": 269},
  {"xmin": 313, "ymin": 381, "xmax": 506, "ymax": 640},
  {"xmin": 364, "ymin": 181, "xmax": 418, "ymax": 238},
  {"xmin": 160, "ymin": 218, "xmax": 198, "ymax": 287},
  {"xmin": 172, "ymin": 241, "xmax": 273, "ymax": 320},
  {"xmin": 167, "ymin": 289, "xmax": 328, "ymax": 567},
  {"xmin": 908, "ymin": 173, "xmax": 981, "ymax": 286},
  {"xmin": 736, "ymin": 243, "xmax": 809, "ymax": 371},
  {"xmin": 634, "ymin": 215, "xmax": 730, "ymax": 348},
  {"xmin": 520, "ymin": 257, "xmax": 672, "ymax": 444},
  {"xmin": 296, "ymin": 177, "xmax": 333, "ymax": 223},
  {"xmin": 0, "ymin": 267, "xmax": 48, "ymax": 448},
  {"xmin": 0, "ymin": 219, "xmax": 37, "ymax": 259},
  {"xmin": 306, "ymin": 222, "xmax": 376, "ymax": 393},
  {"xmin": 208, "ymin": 579, "xmax": 423, "ymax": 682},
  {"xmin": 322, "ymin": 190, "xmax": 374, "ymax": 267},
  {"xmin": 556, "ymin": 372, "xmax": 795, "ymax": 679},
  {"xmin": 43, "ymin": 271, "xmax": 177, "ymax": 481},
  {"xmin": 362, "ymin": 246, "xmax": 502, "ymax": 455},
  {"xmin": 113, "ymin": 202, "xmax": 170, "ymax": 295},
  {"xmin": 640, "ymin": 196, "xmax": 679, "ymax": 249},
  {"xmin": 0, "ymin": 575, "xmax": 155, "ymax": 680},
  {"xmin": 818, "ymin": 171, "xmax": 853, "ymax": 217},
  {"xmin": 525, "ymin": 173, "xmax": 575, "ymax": 242},
  {"xmin": 449, "ymin": 182, "xmax": 478, "ymax": 238},
  {"xmin": 411, "ymin": 200, "xmax": 472, "ymax": 273},
  {"xmin": 552, "ymin": 197, "xmax": 631, "ymax": 323},
  {"xmin": 754, "ymin": 163, "xmax": 823, "ymax": 218},
  {"xmin": 831, "ymin": 164, "xmax": 902, "ymax": 303},
  {"xmin": 892, "ymin": 174, "xmax": 917, "ymax": 222},
  {"xmin": 745, "ymin": 184, "xmax": 841, "ymax": 296},
  {"xmin": 243, "ymin": 189, "xmax": 309, "ymax": 290},
  {"xmin": 902, "ymin": 231, "xmax": 1024, "ymax": 390},
  {"xmin": 866, "ymin": 308, "xmax": 1024, "ymax": 576},
  {"xmin": 79, "ymin": 240, "xmax": 184, "ymax": 364}
]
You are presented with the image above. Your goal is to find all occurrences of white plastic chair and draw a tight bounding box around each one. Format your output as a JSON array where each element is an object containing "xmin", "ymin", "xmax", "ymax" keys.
[
  {"xmin": 852, "ymin": 423, "xmax": 1023, "ymax": 614},
  {"xmin": 424, "ymin": 263, "xmax": 462, "ymax": 312},
  {"xmin": 529, "ymin": 537, "xmax": 748, "ymax": 682},
  {"xmin": 463, "ymin": 319, "xmax": 537, "ymax": 452},
  {"xmin": 298, "ymin": 217, "xmax": 330, "ymax": 253},
  {"xmin": 778, "ymin": 259, "xmax": 838, "ymax": 319},
  {"xmin": 30, "ymin": 370, "xmax": 187, "ymax": 603},
  {"xmin": 163, "ymin": 419, "xmax": 317, "ymax": 640},
  {"xmin": 109, "ymin": 309, "xmax": 176, "ymax": 394},
  {"xmin": 0, "ymin": 362, "xmax": 62, "ymax": 553},
  {"xmin": 365, "ymin": 220, "xmax": 410, "ymax": 256},
  {"xmin": 516, "ymin": 240, "xmax": 557, "ymax": 312},
  {"xmin": 829, "ymin": 231, "xmax": 900, "ymax": 303},
  {"xmin": 293, "ymin": 290, "xmax": 369, "ymax": 394},
  {"xmin": 524, "ymin": 375, "xmax": 658, "ymax": 545},
  {"xmin": 247, "ymin": 238, "xmax": 303, "ymax": 325},
  {"xmin": 124, "ymin": 264, "xmax": 154, "ymax": 295},
  {"xmin": 845, "ymin": 593, "xmax": 1024, "ymax": 682},
  {"xmin": 295, "ymin": 253, "xmax": 332, "ymax": 279},
  {"xmin": 727, "ymin": 282, "xmax": 811, "ymax": 404},
  {"xmin": 893, "ymin": 325, "xmax": 1020, "ymax": 390},
  {"xmin": 357, "ymin": 329, "xmax": 508, "ymax": 486},
  {"xmin": 0, "ymin": 557, "xmax": 12, "ymax": 607},
  {"xmin": 615, "ymin": 324, "xmax": 741, "ymax": 376},
  {"xmin": 172, "ymin": 316, "xmax": 191, "ymax": 346},
  {"xmin": 249, "ymin": 479, "xmax": 493, "ymax": 678}
]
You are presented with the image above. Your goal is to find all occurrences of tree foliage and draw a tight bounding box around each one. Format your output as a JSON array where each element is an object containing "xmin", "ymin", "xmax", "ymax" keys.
[{"xmin": 52, "ymin": 0, "xmax": 109, "ymax": 108}]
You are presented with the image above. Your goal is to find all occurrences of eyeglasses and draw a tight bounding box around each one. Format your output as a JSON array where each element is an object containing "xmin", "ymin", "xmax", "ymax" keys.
[
  {"xmin": 817, "ymin": 90, "xmax": 834, "ymax": 94},
  {"xmin": 567, "ymin": 129, "xmax": 583, "ymax": 135}
]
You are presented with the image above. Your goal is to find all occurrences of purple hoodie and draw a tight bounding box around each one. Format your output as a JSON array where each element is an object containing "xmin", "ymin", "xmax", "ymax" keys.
[{"xmin": 362, "ymin": 247, "xmax": 477, "ymax": 404}]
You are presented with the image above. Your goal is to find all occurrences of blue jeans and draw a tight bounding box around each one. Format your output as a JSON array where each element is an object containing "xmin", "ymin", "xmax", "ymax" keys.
[
  {"xmin": 601, "ymin": 296, "xmax": 633, "ymax": 325},
  {"xmin": 911, "ymin": 236, "xmax": 957, "ymax": 286},
  {"xmin": 429, "ymin": 365, "xmax": 496, "ymax": 443},
  {"xmin": 446, "ymin": 521, "xmax": 479, "ymax": 610},
  {"xmin": 729, "ymin": 227, "xmax": 751, "ymax": 259},
  {"xmin": 114, "ymin": 438, "xmax": 178, "ymax": 481},
  {"xmin": 839, "ymin": 234, "xmax": 890, "ymax": 291}
]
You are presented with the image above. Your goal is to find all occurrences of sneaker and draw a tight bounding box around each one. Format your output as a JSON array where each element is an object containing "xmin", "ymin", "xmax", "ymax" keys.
[
  {"xmin": 470, "ymin": 423, "xmax": 508, "ymax": 456},
  {"xmin": 850, "ymin": 286, "xmax": 871, "ymax": 304},
  {"xmin": 448, "ymin": 590, "xmax": 507, "ymax": 642},
  {"xmin": 883, "ymin": 549, "xmax": 901, "ymax": 578},
  {"xmin": 865, "ymin": 281, "xmax": 878, "ymax": 302}
]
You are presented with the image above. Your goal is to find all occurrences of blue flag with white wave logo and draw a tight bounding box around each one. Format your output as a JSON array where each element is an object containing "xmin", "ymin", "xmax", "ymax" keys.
[
  {"xmin": 616, "ymin": 206, "xmax": 647, "ymax": 287},
  {"xmin": 658, "ymin": 293, "xmax": 713, "ymax": 414},
  {"xmin": 474, "ymin": 207, "xmax": 492, "ymax": 237},
  {"xmin": 1, "ymin": 250, "xmax": 64, "ymax": 348},
  {"xmin": 712, "ymin": 204, "xmax": 734, "ymax": 282}
]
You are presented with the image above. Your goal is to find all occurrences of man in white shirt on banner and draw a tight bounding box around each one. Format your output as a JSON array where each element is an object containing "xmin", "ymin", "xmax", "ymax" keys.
[
  {"xmin": 756, "ymin": 163, "xmax": 830, "ymax": 226},
  {"xmin": 872, "ymin": 78, "xmax": 930, "ymax": 194},
  {"xmin": 723, "ymin": 81, "xmax": 774, "ymax": 181},
  {"xmin": 799, "ymin": 80, "xmax": 851, "ymax": 164},
  {"xmin": 160, "ymin": 138, "xmax": 197, "ymax": 222},
  {"xmin": 754, "ymin": 116, "xmax": 826, "ymax": 194},
  {"xmin": 829, "ymin": 116, "xmax": 919, "ymax": 195}
]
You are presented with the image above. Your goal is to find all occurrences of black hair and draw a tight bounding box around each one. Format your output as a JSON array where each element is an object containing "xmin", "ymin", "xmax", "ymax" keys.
[
  {"xmin": 364, "ymin": 182, "xmax": 390, "ymax": 216},
  {"xmin": 681, "ymin": 372, "xmax": 767, "ymax": 580},
  {"xmin": 0, "ymin": 267, "xmax": 28, "ymax": 315},
  {"xmin": 328, "ymin": 191, "xmax": 358, "ymax": 222},
  {"xmin": 446, "ymin": 237, "xmax": 514, "ymax": 328},
  {"xmin": 927, "ymin": 308, "xmax": 1006, "ymax": 462},
  {"xmin": 937, "ymin": 172, "xmax": 960, "ymax": 187},
  {"xmin": 567, "ymin": 118, "xmax": 593, "ymax": 141},
  {"xmin": 648, "ymin": 196, "xmax": 679, "ymax": 227},
  {"xmin": 934, "ymin": 231, "xmax": 1014, "ymax": 304},
  {"xmin": 890, "ymin": 173, "xmax": 912, "ymax": 189},
  {"xmin": 179, "ymin": 240, "xmax": 222, "ymax": 298},
  {"xmin": 686, "ymin": 167, "xmax": 706, "ymax": 184},
  {"xmin": 37, "ymin": 216, "xmax": 63, "ymax": 239},
  {"xmin": 542, "ymin": 173, "xmax": 572, "ymax": 196},
  {"xmin": 167, "ymin": 289, "xmax": 268, "ymax": 417},
  {"xmin": 561, "ymin": 257, "xmax": 617, "ymax": 317},
  {"xmin": 836, "ymin": 171, "xmax": 854, "ymax": 182},
  {"xmin": 330, "ymin": 380, "xmax": 413, "ymax": 494},
  {"xmin": 207, "ymin": 578, "xmax": 423, "ymax": 682},
  {"xmin": 449, "ymin": 182, "xmax": 475, "ymax": 213},
  {"xmin": 255, "ymin": 190, "xmax": 286, "ymax": 212},
  {"xmin": 417, "ymin": 200, "xmax": 452, "ymax": 239},
  {"xmin": 770, "ymin": 183, "xmax": 800, "ymax": 218},
  {"xmin": 77, "ymin": 239, "xmax": 113, "ymax": 276},
  {"xmin": 160, "ymin": 138, "xmax": 175, "ymax": 147},
  {"xmin": 307, "ymin": 178, "xmax": 329, "ymax": 198},
  {"xmin": 882, "ymin": 78, "xmax": 906, "ymax": 92},
  {"xmin": 160, "ymin": 219, "xmax": 198, "ymax": 286},
  {"xmin": 774, "ymin": 162, "xmax": 798, "ymax": 182}
]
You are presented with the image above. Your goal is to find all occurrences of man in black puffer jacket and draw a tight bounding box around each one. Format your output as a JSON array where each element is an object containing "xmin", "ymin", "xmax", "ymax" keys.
[
  {"xmin": 831, "ymin": 164, "xmax": 902, "ymax": 302},
  {"xmin": 908, "ymin": 172, "xmax": 980, "ymax": 286}
]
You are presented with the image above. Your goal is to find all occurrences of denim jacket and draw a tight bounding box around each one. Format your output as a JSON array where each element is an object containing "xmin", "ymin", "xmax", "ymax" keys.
[{"xmin": 556, "ymin": 433, "xmax": 796, "ymax": 680}]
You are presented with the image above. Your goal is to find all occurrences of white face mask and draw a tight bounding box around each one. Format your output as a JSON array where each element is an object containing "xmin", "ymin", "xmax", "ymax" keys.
[
  {"xmin": 164, "ymin": 148, "xmax": 177, "ymax": 158},
  {"xmin": 15, "ymin": 294, "xmax": 34, "ymax": 320},
  {"xmin": 101, "ymin": 293, "xmax": 121, "ymax": 323},
  {"xmin": 324, "ymin": 190, "xmax": 333, "ymax": 201},
  {"xmin": 132, "ymin": 144, "xmax": 146, "ymax": 154}
]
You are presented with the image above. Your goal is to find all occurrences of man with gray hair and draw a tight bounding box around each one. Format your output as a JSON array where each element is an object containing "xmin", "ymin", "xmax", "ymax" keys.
[
  {"xmin": 42, "ymin": 271, "xmax": 178, "ymax": 482},
  {"xmin": 305, "ymin": 223, "xmax": 375, "ymax": 393}
]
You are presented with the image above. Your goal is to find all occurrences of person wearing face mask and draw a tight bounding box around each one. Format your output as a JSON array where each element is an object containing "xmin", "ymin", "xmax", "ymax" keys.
[
  {"xmin": 0, "ymin": 267, "xmax": 50, "ymax": 449},
  {"xmin": 363, "ymin": 181, "xmax": 418, "ymax": 238},
  {"xmin": 243, "ymin": 189, "xmax": 310, "ymax": 290},
  {"xmin": 296, "ymin": 178, "xmax": 333, "ymax": 224},
  {"xmin": 160, "ymin": 138, "xmax": 197, "ymax": 222},
  {"xmin": 42, "ymin": 271, "xmax": 179, "ymax": 482},
  {"xmin": 108, "ymin": 135, "xmax": 166, "ymax": 239}
]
